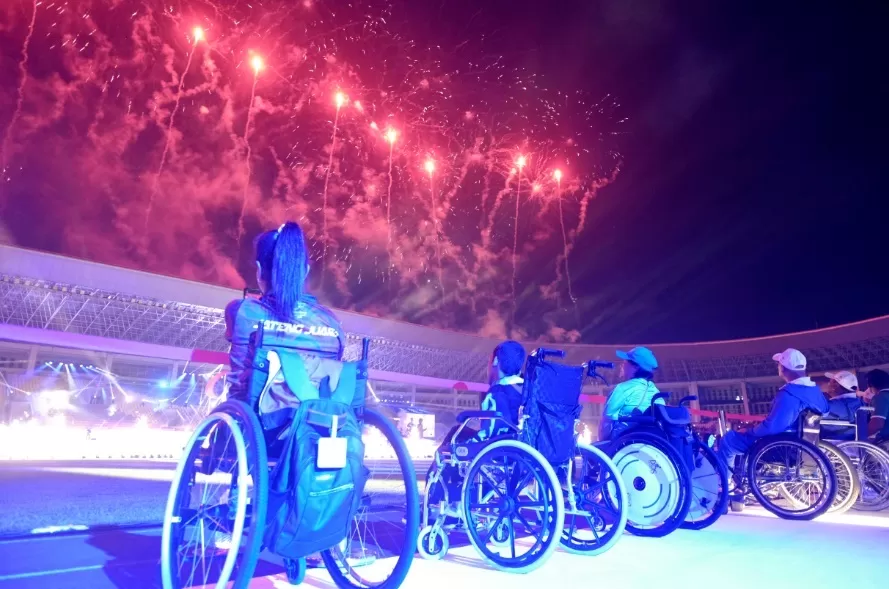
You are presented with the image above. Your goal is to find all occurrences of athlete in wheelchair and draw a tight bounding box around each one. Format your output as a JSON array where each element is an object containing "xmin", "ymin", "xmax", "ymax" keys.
[
  {"xmin": 818, "ymin": 370, "xmax": 889, "ymax": 511},
  {"xmin": 599, "ymin": 348, "xmax": 726, "ymax": 536},
  {"xmin": 418, "ymin": 345, "xmax": 628, "ymax": 572},
  {"xmin": 161, "ymin": 223, "xmax": 419, "ymax": 589},
  {"xmin": 714, "ymin": 349, "xmax": 838, "ymax": 520}
]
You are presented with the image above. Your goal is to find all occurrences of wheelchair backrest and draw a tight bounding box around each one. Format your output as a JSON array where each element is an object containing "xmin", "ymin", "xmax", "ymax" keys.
[
  {"xmin": 247, "ymin": 320, "xmax": 367, "ymax": 430},
  {"xmin": 521, "ymin": 353, "xmax": 585, "ymax": 465}
]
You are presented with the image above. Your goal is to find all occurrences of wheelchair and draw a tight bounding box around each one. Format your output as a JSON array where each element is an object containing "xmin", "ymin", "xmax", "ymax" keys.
[
  {"xmin": 606, "ymin": 392, "xmax": 727, "ymax": 536},
  {"xmin": 161, "ymin": 329, "xmax": 419, "ymax": 589},
  {"xmin": 720, "ymin": 413, "xmax": 838, "ymax": 521},
  {"xmin": 418, "ymin": 348, "xmax": 628, "ymax": 573},
  {"xmin": 819, "ymin": 406, "xmax": 889, "ymax": 512}
]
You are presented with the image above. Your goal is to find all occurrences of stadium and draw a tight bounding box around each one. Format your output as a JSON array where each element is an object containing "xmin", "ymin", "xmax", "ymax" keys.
[{"xmin": 3, "ymin": 242, "xmax": 889, "ymax": 453}]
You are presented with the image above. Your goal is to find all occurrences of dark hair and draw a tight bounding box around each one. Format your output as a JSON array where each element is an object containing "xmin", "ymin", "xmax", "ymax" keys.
[
  {"xmin": 493, "ymin": 341, "xmax": 526, "ymax": 376},
  {"xmin": 867, "ymin": 369, "xmax": 889, "ymax": 391},
  {"xmin": 630, "ymin": 361, "xmax": 655, "ymax": 382},
  {"xmin": 254, "ymin": 222, "xmax": 309, "ymax": 323}
]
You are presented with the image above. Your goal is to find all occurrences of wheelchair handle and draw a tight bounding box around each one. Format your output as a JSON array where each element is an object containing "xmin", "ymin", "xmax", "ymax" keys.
[
  {"xmin": 589, "ymin": 360, "xmax": 614, "ymax": 370},
  {"xmin": 361, "ymin": 338, "xmax": 371, "ymax": 361},
  {"xmin": 679, "ymin": 395, "xmax": 697, "ymax": 406},
  {"xmin": 535, "ymin": 347, "xmax": 566, "ymax": 359}
]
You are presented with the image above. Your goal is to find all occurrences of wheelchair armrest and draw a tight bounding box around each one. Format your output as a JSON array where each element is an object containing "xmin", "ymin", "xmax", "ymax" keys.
[
  {"xmin": 651, "ymin": 392, "xmax": 671, "ymax": 404},
  {"xmin": 617, "ymin": 414, "xmax": 656, "ymax": 424},
  {"xmin": 857, "ymin": 406, "xmax": 875, "ymax": 414},
  {"xmin": 679, "ymin": 395, "xmax": 698, "ymax": 406},
  {"xmin": 820, "ymin": 420, "xmax": 856, "ymax": 428},
  {"xmin": 457, "ymin": 410, "xmax": 507, "ymax": 424}
]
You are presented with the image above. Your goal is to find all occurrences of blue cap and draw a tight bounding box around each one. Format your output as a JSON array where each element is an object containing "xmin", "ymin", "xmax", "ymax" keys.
[{"xmin": 616, "ymin": 346, "xmax": 658, "ymax": 372}]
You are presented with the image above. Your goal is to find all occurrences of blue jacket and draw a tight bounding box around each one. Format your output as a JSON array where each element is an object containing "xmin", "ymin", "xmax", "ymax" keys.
[
  {"xmin": 825, "ymin": 394, "xmax": 863, "ymax": 423},
  {"xmin": 821, "ymin": 394, "xmax": 863, "ymax": 440},
  {"xmin": 752, "ymin": 379, "xmax": 828, "ymax": 438}
]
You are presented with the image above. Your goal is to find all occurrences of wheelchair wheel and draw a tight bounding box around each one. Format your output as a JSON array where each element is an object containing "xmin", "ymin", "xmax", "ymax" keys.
[
  {"xmin": 560, "ymin": 442, "xmax": 628, "ymax": 556},
  {"xmin": 680, "ymin": 438, "xmax": 729, "ymax": 530},
  {"xmin": 462, "ymin": 439, "xmax": 564, "ymax": 574},
  {"xmin": 321, "ymin": 407, "xmax": 419, "ymax": 589},
  {"xmin": 416, "ymin": 525, "xmax": 448, "ymax": 560},
  {"xmin": 812, "ymin": 442, "xmax": 858, "ymax": 515},
  {"xmin": 836, "ymin": 441, "xmax": 889, "ymax": 511},
  {"xmin": 609, "ymin": 432, "xmax": 692, "ymax": 537},
  {"xmin": 161, "ymin": 400, "xmax": 268, "ymax": 589},
  {"xmin": 747, "ymin": 434, "xmax": 836, "ymax": 521}
]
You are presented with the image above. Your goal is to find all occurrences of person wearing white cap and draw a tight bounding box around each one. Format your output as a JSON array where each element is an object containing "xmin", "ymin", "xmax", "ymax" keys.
[
  {"xmin": 820, "ymin": 371, "xmax": 863, "ymax": 441},
  {"xmin": 717, "ymin": 348, "xmax": 828, "ymax": 469},
  {"xmin": 599, "ymin": 346, "xmax": 664, "ymax": 440}
]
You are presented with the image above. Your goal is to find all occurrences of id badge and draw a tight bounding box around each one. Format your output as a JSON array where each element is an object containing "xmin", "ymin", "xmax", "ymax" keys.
[{"xmin": 317, "ymin": 414, "xmax": 348, "ymax": 469}]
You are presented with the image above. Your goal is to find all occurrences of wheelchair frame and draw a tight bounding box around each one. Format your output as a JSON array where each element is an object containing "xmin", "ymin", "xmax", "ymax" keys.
[
  {"xmin": 161, "ymin": 335, "xmax": 420, "ymax": 589},
  {"xmin": 605, "ymin": 392, "xmax": 718, "ymax": 536},
  {"xmin": 719, "ymin": 412, "xmax": 839, "ymax": 521},
  {"xmin": 418, "ymin": 348, "xmax": 628, "ymax": 572}
]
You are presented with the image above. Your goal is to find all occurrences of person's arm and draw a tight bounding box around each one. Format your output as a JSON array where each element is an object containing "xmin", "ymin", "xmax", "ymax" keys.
[
  {"xmin": 224, "ymin": 299, "xmax": 243, "ymax": 343},
  {"xmin": 752, "ymin": 390, "xmax": 794, "ymax": 437},
  {"xmin": 868, "ymin": 393, "xmax": 889, "ymax": 438},
  {"xmin": 603, "ymin": 382, "xmax": 630, "ymax": 420},
  {"xmin": 480, "ymin": 391, "xmax": 496, "ymax": 438}
]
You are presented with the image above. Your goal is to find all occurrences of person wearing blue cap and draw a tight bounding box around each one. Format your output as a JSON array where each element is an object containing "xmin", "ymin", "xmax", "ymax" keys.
[{"xmin": 599, "ymin": 346, "xmax": 663, "ymax": 440}]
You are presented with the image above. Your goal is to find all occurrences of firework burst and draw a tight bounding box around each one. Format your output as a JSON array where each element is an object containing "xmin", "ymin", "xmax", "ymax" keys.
[{"xmin": 0, "ymin": 0, "xmax": 624, "ymax": 341}]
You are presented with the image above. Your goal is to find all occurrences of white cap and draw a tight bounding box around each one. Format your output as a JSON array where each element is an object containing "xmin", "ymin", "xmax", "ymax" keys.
[
  {"xmin": 772, "ymin": 348, "xmax": 807, "ymax": 372},
  {"xmin": 826, "ymin": 370, "xmax": 859, "ymax": 392}
]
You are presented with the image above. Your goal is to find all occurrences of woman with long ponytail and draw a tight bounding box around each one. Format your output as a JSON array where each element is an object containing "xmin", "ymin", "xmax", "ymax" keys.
[{"xmin": 225, "ymin": 222, "xmax": 345, "ymax": 403}]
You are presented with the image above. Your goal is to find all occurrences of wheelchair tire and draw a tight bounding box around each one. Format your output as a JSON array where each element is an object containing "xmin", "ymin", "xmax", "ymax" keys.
[
  {"xmin": 285, "ymin": 558, "xmax": 307, "ymax": 585},
  {"xmin": 462, "ymin": 439, "xmax": 565, "ymax": 574},
  {"xmin": 836, "ymin": 441, "xmax": 889, "ymax": 512},
  {"xmin": 417, "ymin": 525, "xmax": 449, "ymax": 560},
  {"xmin": 161, "ymin": 400, "xmax": 268, "ymax": 589},
  {"xmin": 560, "ymin": 442, "xmax": 628, "ymax": 556},
  {"xmin": 746, "ymin": 434, "xmax": 836, "ymax": 521},
  {"xmin": 818, "ymin": 442, "xmax": 859, "ymax": 515},
  {"xmin": 321, "ymin": 407, "xmax": 419, "ymax": 589},
  {"xmin": 680, "ymin": 438, "xmax": 729, "ymax": 531},
  {"xmin": 609, "ymin": 431, "xmax": 692, "ymax": 538}
]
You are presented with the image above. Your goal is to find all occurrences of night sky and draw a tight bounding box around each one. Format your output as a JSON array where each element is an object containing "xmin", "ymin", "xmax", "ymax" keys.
[{"xmin": 1, "ymin": 0, "xmax": 886, "ymax": 344}]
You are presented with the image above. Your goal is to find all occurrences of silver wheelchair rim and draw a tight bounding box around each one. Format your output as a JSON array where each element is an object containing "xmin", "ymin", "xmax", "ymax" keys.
[
  {"xmin": 836, "ymin": 440, "xmax": 889, "ymax": 511},
  {"xmin": 161, "ymin": 412, "xmax": 249, "ymax": 589}
]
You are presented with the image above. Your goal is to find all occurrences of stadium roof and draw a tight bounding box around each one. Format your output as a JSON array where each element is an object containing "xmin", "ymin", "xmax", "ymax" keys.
[{"xmin": 3, "ymin": 244, "xmax": 889, "ymax": 383}]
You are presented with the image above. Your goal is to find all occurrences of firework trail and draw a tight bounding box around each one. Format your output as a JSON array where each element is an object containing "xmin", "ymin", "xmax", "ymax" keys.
[
  {"xmin": 236, "ymin": 71, "xmax": 261, "ymax": 250},
  {"xmin": 556, "ymin": 184, "xmax": 580, "ymax": 322},
  {"xmin": 146, "ymin": 39, "xmax": 200, "ymax": 229},
  {"xmin": 320, "ymin": 98, "xmax": 344, "ymax": 287},
  {"xmin": 425, "ymin": 163, "xmax": 445, "ymax": 294},
  {"xmin": 0, "ymin": 0, "xmax": 38, "ymax": 179},
  {"xmin": 480, "ymin": 179, "xmax": 515, "ymax": 250},
  {"xmin": 511, "ymin": 169, "xmax": 523, "ymax": 323},
  {"xmin": 385, "ymin": 133, "xmax": 396, "ymax": 281}
]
